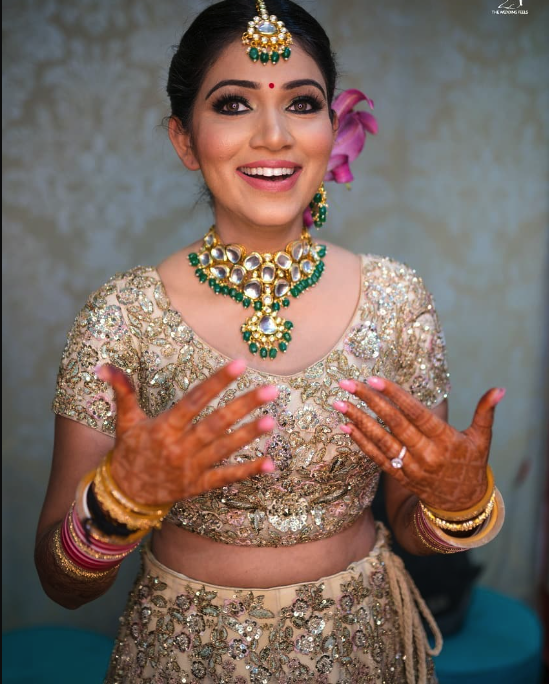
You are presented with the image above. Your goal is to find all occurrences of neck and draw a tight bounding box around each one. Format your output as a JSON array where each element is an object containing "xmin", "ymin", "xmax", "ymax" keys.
[{"xmin": 213, "ymin": 210, "xmax": 308, "ymax": 252}]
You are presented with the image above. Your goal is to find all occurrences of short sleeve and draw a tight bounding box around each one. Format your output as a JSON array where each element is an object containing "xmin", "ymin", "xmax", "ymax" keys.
[
  {"xmin": 52, "ymin": 273, "xmax": 142, "ymax": 435},
  {"xmin": 392, "ymin": 263, "xmax": 451, "ymax": 408}
]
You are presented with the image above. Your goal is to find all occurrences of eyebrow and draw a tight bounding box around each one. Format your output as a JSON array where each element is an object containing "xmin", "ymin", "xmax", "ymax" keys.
[
  {"xmin": 205, "ymin": 78, "xmax": 327, "ymax": 101},
  {"xmin": 205, "ymin": 80, "xmax": 259, "ymax": 100},
  {"xmin": 283, "ymin": 79, "xmax": 326, "ymax": 99}
]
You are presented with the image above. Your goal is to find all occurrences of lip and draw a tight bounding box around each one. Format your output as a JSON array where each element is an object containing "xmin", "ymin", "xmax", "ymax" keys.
[
  {"xmin": 236, "ymin": 165, "xmax": 302, "ymax": 193},
  {"xmin": 236, "ymin": 167, "xmax": 302, "ymax": 193},
  {"xmin": 238, "ymin": 160, "xmax": 301, "ymax": 169}
]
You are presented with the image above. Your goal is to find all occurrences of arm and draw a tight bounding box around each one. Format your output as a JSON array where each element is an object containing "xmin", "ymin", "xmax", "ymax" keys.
[
  {"xmin": 383, "ymin": 400, "xmax": 448, "ymax": 555},
  {"xmin": 36, "ymin": 361, "xmax": 278, "ymax": 610},
  {"xmin": 34, "ymin": 416, "xmax": 117, "ymax": 609}
]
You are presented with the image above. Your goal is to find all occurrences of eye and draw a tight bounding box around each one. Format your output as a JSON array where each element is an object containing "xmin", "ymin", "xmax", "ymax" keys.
[
  {"xmin": 288, "ymin": 95, "xmax": 324, "ymax": 114},
  {"xmin": 212, "ymin": 94, "xmax": 251, "ymax": 115}
]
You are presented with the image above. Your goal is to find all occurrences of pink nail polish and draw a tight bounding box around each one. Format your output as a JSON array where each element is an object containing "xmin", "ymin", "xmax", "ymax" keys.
[
  {"xmin": 496, "ymin": 388, "xmax": 506, "ymax": 402},
  {"xmin": 258, "ymin": 385, "xmax": 279, "ymax": 402},
  {"xmin": 333, "ymin": 400, "xmax": 348, "ymax": 413},
  {"xmin": 338, "ymin": 379, "xmax": 357, "ymax": 393},
  {"xmin": 261, "ymin": 459, "xmax": 276, "ymax": 473},
  {"xmin": 227, "ymin": 359, "xmax": 247, "ymax": 377},
  {"xmin": 94, "ymin": 364, "xmax": 107, "ymax": 379},
  {"xmin": 339, "ymin": 424, "xmax": 352, "ymax": 434},
  {"xmin": 257, "ymin": 416, "xmax": 275, "ymax": 431},
  {"xmin": 366, "ymin": 376, "xmax": 385, "ymax": 389}
]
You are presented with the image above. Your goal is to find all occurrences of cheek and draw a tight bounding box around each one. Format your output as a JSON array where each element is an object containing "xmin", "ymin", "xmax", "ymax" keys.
[
  {"xmin": 193, "ymin": 123, "xmax": 246, "ymax": 166},
  {"xmin": 301, "ymin": 121, "xmax": 335, "ymax": 160}
]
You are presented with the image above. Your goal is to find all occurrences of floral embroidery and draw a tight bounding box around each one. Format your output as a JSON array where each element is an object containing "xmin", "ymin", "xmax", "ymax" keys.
[
  {"xmin": 53, "ymin": 256, "xmax": 450, "ymax": 548},
  {"xmin": 105, "ymin": 532, "xmax": 437, "ymax": 684}
]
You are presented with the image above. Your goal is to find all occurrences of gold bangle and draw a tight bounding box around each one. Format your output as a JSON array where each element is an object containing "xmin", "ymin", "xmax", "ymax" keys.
[
  {"xmin": 420, "ymin": 491, "xmax": 496, "ymax": 532},
  {"xmin": 51, "ymin": 526, "xmax": 119, "ymax": 582},
  {"xmin": 101, "ymin": 451, "xmax": 170, "ymax": 518},
  {"xmin": 93, "ymin": 466, "xmax": 162, "ymax": 530},
  {"xmin": 424, "ymin": 466, "xmax": 495, "ymax": 522},
  {"xmin": 427, "ymin": 491, "xmax": 504, "ymax": 550},
  {"xmin": 75, "ymin": 470, "xmax": 148, "ymax": 545}
]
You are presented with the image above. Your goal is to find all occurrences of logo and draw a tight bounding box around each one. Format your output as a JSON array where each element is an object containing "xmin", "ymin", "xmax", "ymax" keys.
[{"xmin": 492, "ymin": 0, "xmax": 529, "ymax": 14}]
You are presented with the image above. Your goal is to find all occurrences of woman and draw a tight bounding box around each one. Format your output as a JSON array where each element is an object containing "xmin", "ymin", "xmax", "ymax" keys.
[{"xmin": 35, "ymin": 2, "xmax": 505, "ymax": 682}]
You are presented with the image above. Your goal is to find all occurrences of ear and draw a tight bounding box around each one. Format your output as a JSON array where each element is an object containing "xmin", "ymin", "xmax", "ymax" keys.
[
  {"xmin": 168, "ymin": 116, "xmax": 200, "ymax": 171},
  {"xmin": 331, "ymin": 109, "xmax": 339, "ymax": 142}
]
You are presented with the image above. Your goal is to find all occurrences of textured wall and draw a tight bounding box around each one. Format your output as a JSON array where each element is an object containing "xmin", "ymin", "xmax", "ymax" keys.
[{"xmin": 3, "ymin": 0, "xmax": 548, "ymax": 635}]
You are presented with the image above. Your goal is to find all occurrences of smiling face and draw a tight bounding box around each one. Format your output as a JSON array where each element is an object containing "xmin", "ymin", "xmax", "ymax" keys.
[{"xmin": 169, "ymin": 39, "xmax": 336, "ymax": 239}]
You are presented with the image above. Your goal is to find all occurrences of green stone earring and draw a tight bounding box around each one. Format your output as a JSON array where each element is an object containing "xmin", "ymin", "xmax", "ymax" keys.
[
  {"xmin": 309, "ymin": 182, "xmax": 328, "ymax": 229},
  {"xmin": 242, "ymin": 1, "xmax": 293, "ymax": 65}
]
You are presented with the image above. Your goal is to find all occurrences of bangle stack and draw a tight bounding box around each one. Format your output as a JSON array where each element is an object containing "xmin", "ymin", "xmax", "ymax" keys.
[
  {"xmin": 92, "ymin": 451, "xmax": 170, "ymax": 531},
  {"xmin": 53, "ymin": 450, "xmax": 171, "ymax": 580},
  {"xmin": 414, "ymin": 466, "xmax": 503, "ymax": 553}
]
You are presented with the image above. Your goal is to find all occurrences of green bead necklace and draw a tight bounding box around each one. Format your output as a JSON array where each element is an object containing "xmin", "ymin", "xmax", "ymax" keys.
[{"xmin": 188, "ymin": 227, "xmax": 327, "ymax": 360}]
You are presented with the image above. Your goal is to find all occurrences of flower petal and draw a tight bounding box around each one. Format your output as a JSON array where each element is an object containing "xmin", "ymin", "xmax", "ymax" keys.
[
  {"xmin": 333, "ymin": 116, "xmax": 366, "ymax": 163},
  {"xmin": 333, "ymin": 89, "xmax": 369, "ymax": 120},
  {"xmin": 332, "ymin": 161, "xmax": 354, "ymax": 184},
  {"xmin": 356, "ymin": 111, "xmax": 378, "ymax": 135},
  {"xmin": 326, "ymin": 153, "xmax": 348, "ymax": 174}
]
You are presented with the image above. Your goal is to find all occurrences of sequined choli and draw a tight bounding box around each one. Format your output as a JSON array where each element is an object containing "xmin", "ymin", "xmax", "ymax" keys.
[{"xmin": 53, "ymin": 254, "xmax": 451, "ymax": 547}]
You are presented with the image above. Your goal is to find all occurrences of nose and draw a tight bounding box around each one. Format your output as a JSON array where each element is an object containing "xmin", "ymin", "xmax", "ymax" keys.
[{"xmin": 249, "ymin": 108, "xmax": 294, "ymax": 151}]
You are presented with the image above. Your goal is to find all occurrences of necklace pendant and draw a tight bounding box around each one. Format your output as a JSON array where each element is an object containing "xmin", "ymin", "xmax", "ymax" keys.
[
  {"xmin": 190, "ymin": 225, "xmax": 326, "ymax": 362},
  {"xmin": 241, "ymin": 309, "xmax": 293, "ymax": 359}
]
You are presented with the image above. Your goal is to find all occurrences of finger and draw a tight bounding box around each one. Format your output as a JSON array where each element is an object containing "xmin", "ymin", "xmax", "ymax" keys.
[
  {"xmin": 195, "ymin": 415, "xmax": 276, "ymax": 470},
  {"xmin": 337, "ymin": 380, "xmax": 429, "ymax": 451},
  {"xmin": 183, "ymin": 384, "xmax": 279, "ymax": 452},
  {"xmin": 340, "ymin": 423, "xmax": 408, "ymax": 485},
  {"xmin": 166, "ymin": 359, "xmax": 247, "ymax": 431},
  {"xmin": 470, "ymin": 387, "xmax": 506, "ymax": 435},
  {"xmin": 95, "ymin": 363, "xmax": 142, "ymax": 434},
  {"xmin": 194, "ymin": 456, "xmax": 275, "ymax": 494},
  {"xmin": 334, "ymin": 401, "xmax": 404, "ymax": 457},
  {"xmin": 342, "ymin": 377, "xmax": 445, "ymax": 439}
]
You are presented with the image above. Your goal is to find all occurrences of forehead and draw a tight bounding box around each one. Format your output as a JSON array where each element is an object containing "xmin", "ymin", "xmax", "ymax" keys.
[{"xmin": 199, "ymin": 39, "xmax": 326, "ymax": 94}]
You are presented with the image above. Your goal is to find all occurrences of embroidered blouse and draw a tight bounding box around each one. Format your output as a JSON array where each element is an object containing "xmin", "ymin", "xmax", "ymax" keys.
[{"xmin": 52, "ymin": 254, "xmax": 451, "ymax": 547}]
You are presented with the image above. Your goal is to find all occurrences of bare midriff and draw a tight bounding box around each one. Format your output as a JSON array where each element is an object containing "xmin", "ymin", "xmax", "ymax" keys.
[{"xmin": 151, "ymin": 507, "xmax": 377, "ymax": 588}]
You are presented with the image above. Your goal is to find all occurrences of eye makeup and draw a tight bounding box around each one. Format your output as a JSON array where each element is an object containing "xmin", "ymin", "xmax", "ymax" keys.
[{"xmin": 211, "ymin": 91, "xmax": 326, "ymax": 116}]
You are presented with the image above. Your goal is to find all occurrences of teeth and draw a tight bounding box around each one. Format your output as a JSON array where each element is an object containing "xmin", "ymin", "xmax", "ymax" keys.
[{"xmin": 239, "ymin": 167, "xmax": 296, "ymax": 177}]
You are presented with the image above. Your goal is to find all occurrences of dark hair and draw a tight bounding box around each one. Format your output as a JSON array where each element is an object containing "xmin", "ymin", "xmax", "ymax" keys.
[{"xmin": 166, "ymin": 0, "xmax": 338, "ymax": 134}]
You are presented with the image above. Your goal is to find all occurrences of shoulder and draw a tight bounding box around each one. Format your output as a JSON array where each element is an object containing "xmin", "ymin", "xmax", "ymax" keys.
[
  {"xmin": 69, "ymin": 266, "xmax": 162, "ymax": 346},
  {"xmin": 81, "ymin": 266, "xmax": 163, "ymax": 315},
  {"xmin": 360, "ymin": 253, "xmax": 418, "ymax": 279}
]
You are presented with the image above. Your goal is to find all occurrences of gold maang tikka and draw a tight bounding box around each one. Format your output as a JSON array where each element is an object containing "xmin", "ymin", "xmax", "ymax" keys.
[
  {"xmin": 188, "ymin": 227, "xmax": 327, "ymax": 360},
  {"xmin": 242, "ymin": 1, "xmax": 293, "ymax": 65}
]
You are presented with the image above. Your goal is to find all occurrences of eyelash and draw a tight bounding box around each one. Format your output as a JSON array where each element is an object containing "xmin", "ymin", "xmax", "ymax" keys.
[{"xmin": 211, "ymin": 93, "xmax": 325, "ymax": 116}]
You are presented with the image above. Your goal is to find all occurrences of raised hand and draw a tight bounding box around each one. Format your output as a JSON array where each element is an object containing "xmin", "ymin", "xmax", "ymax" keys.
[
  {"xmin": 96, "ymin": 359, "xmax": 277, "ymax": 507},
  {"xmin": 333, "ymin": 377, "xmax": 505, "ymax": 511}
]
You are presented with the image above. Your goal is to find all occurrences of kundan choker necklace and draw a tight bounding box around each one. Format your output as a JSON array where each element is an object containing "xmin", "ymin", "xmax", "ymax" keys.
[{"xmin": 188, "ymin": 227, "xmax": 327, "ymax": 360}]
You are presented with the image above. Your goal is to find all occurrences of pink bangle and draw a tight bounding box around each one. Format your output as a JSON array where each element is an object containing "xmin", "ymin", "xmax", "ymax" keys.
[
  {"xmin": 61, "ymin": 514, "xmax": 121, "ymax": 570},
  {"xmin": 414, "ymin": 503, "xmax": 468, "ymax": 554},
  {"xmin": 59, "ymin": 504, "xmax": 140, "ymax": 571},
  {"xmin": 72, "ymin": 506, "xmax": 138, "ymax": 554}
]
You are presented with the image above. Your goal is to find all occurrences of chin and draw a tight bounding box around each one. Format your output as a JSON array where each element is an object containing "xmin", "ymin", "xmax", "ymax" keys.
[{"xmin": 239, "ymin": 207, "xmax": 306, "ymax": 230}]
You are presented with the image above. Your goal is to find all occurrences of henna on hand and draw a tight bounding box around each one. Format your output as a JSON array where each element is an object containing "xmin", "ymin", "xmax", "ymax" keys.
[
  {"xmin": 95, "ymin": 360, "xmax": 277, "ymax": 507},
  {"xmin": 334, "ymin": 377, "xmax": 505, "ymax": 511}
]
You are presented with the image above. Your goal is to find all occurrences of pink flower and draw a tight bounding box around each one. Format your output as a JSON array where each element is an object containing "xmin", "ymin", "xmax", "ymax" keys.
[{"xmin": 304, "ymin": 89, "xmax": 378, "ymax": 227}]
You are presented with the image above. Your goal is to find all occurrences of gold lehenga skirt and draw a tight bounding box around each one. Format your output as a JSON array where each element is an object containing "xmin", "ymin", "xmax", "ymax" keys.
[{"xmin": 105, "ymin": 523, "xmax": 441, "ymax": 684}]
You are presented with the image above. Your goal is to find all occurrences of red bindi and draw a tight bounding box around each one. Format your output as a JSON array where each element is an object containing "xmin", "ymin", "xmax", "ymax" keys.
[{"xmin": 269, "ymin": 83, "xmax": 275, "ymax": 89}]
